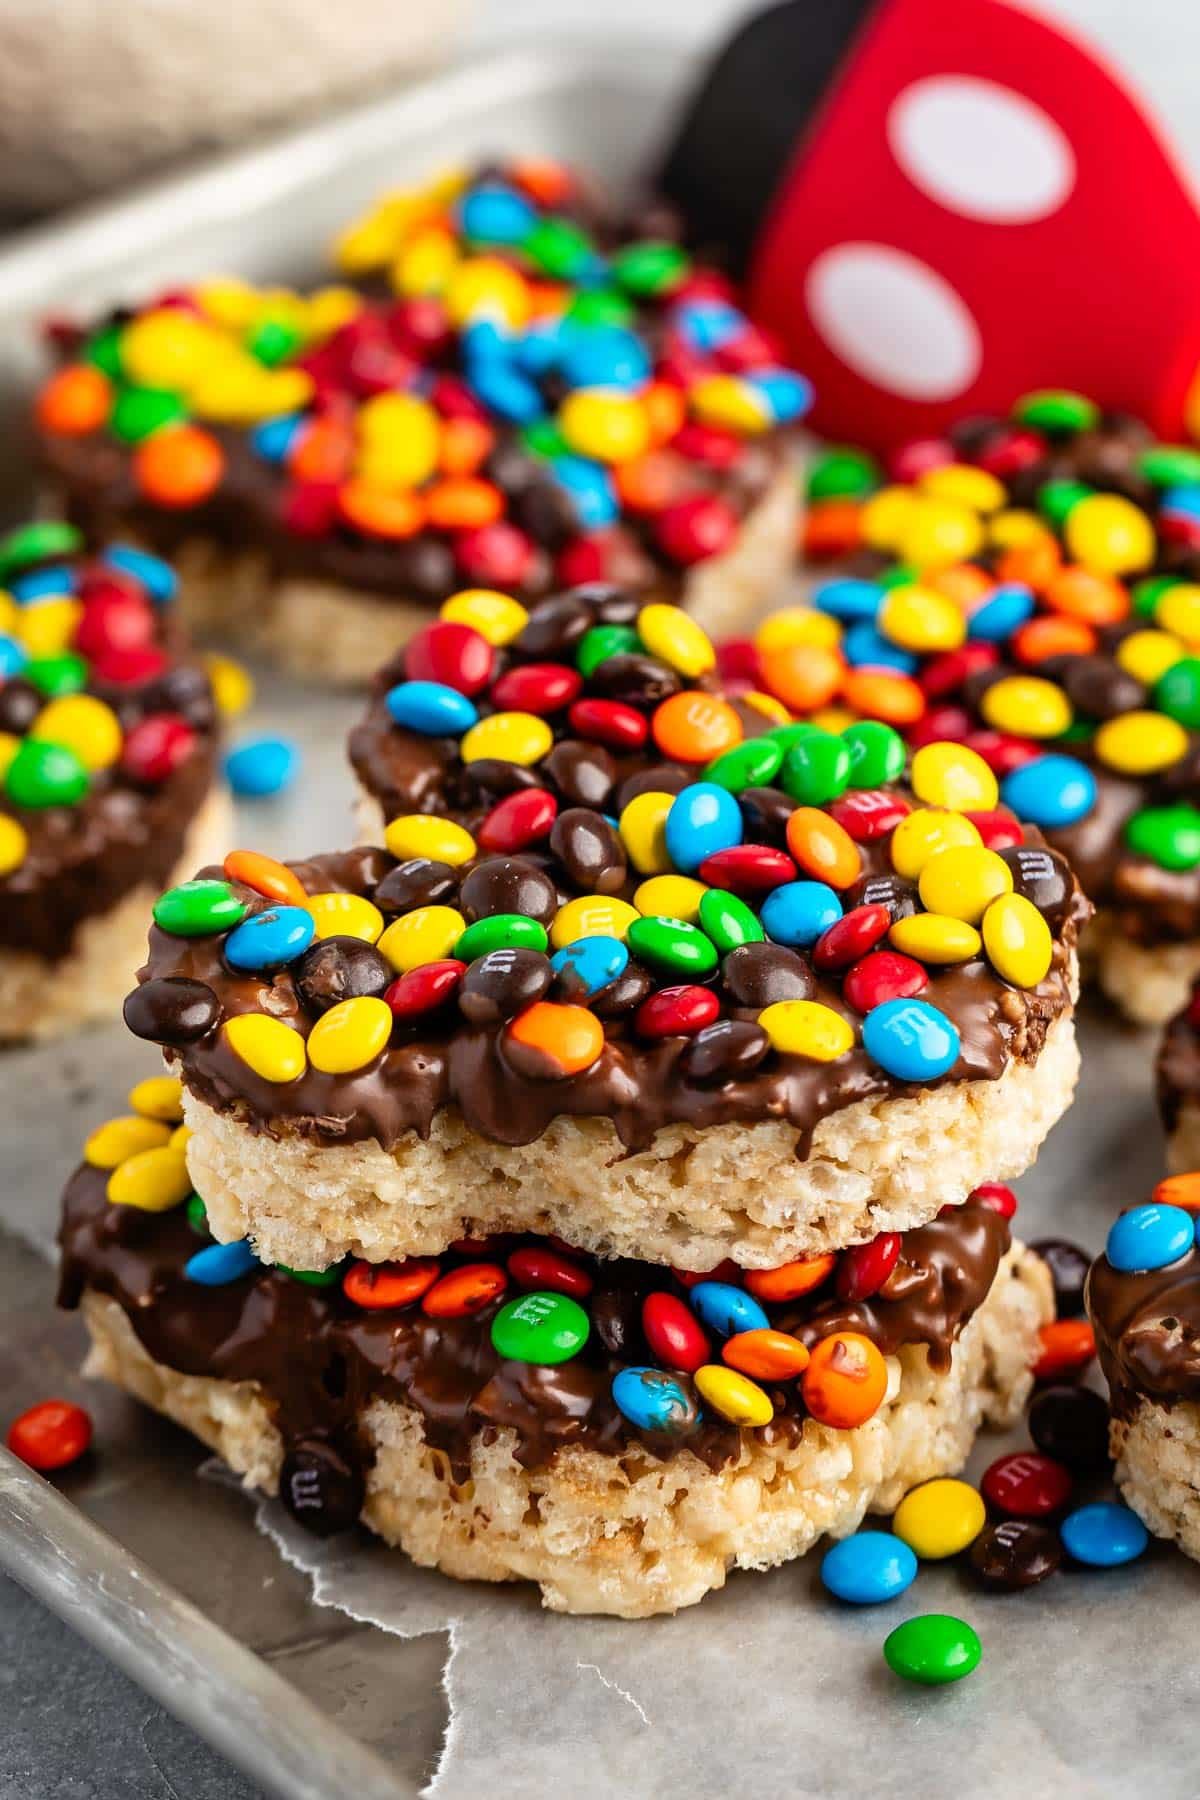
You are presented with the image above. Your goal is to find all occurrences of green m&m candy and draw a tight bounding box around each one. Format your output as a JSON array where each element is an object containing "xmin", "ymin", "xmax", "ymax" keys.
[
  {"xmin": 704, "ymin": 736, "xmax": 784, "ymax": 793},
  {"xmin": 807, "ymin": 446, "xmax": 880, "ymax": 501},
  {"xmin": 698, "ymin": 887, "xmax": 764, "ymax": 954},
  {"xmin": 456, "ymin": 913, "xmax": 549, "ymax": 961},
  {"xmin": 626, "ymin": 915, "xmax": 719, "ymax": 977},
  {"xmin": 5, "ymin": 738, "xmax": 88, "ymax": 808},
  {"xmin": 110, "ymin": 386, "xmax": 187, "ymax": 444},
  {"xmin": 520, "ymin": 419, "xmax": 569, "ymax": 459},
  {"xmin": 1155, "ymin": 656, "xmax": 1200, "ymax": 728},
  {"xmin": 186, "ymin": 1194, "xmax": 209, "ymax": 1235},
  {"xmin": 25, "ymin": 652, "xmax": 88, "ymax": 698},
  {"xmin": 611, "ymin": 240, "xmax": 689, "ymax": 297},
  {"xmin": 1139, "ymin": 445, "xmax": 1200, "ymax": 488},
  {"xmin": 85, "ymin": 324, "xmax": 124, "ymax": 379},
  {"xmin": 153, "ymin": 878, "xmax": 248, "ymax": 936},
  {"xmin": 1134, "ymin": 573, "xmax": 1181, "ymax": 617},
  {"xmin": 780, "ymin": 730, "xmax": 852, "ymax": 805},
  {"xmin": 1125, "ymin": 804, "xmax": 1200, "ymax": 872},
  {"xmin": 0, "ymin": 519, "xmax": 83, "ymax": 582},
  {"xmin": 843, "ymin": 720, "xmax": 905, "ymax": 788},
  {"xmin": 565, "ymin": 289, "xmax": 634, "ymax": 330},
  {"xmin": 1037, "ymin": 478, "xmax": 1093, "ymax": 529},
  {"xmin": 1014, "ymin": 389, "xmax": 1100, "ymax": 435},
  {"xmin": 877, "ymin": 562, "xmax": 918, "ymax": 590},
  {"xmin": 884, "ymin": 1613, "xmax": 981, "ymax": 1686},
  {"xmin": 491, "ymin": 1291, "xmax": 590, "ymax": 1365},
  {"xmin": 523, "ymin": 217, "xmax": 593, "ymax": 279},
  {"xmin": 576, "ymin": 623, "xmax": 641, "ymax": 676},
  {"xmin": 247, "ymin": 317, "xmax": 303, "ymax": 367},
  {"xmin": 277, "ymin": 1261, "xmax": 345, "ymax": 1288}
]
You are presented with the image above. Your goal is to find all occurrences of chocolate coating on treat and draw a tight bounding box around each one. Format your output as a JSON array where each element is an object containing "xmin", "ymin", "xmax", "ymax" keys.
[
  {"xmin": 1087, "ymin": 1239, "xmax": 1200, "ymax": 1416},
  {"xmin": 58, "ymin": 1172, "xmax": 1011, "ymax": 1494},
  {"xmin": 1157, "ymin": 994, "xmax": 1200, "ymax": 1132},
  {"xmin": 0, "ymin": 550, "xmax": 218, "ymax": 961}
]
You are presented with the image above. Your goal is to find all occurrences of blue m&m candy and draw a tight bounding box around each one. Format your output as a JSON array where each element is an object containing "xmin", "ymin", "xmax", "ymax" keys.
[
  {"xmin": 665, "ymin": 782, "xmax": 743, "ymax": 874},
  {"xmin": 385, "ymin": 679, "xmax": 479, "ymax": 736},
  {"xmin": 224, "ymin": 905, "xmax": 315, "ymax": 973},
  {"xmin": 185, "ymin": 1238, "xmax": 258, "ymax": 1285},
  {"xmin": 0, "ymin": 636, "xmax": 26, "ymax": 677},
  {"xmin": 460, "ymin": 182, "xmax": 536, "ymax": 246},
  {"xmin": 689, "ymin": 1281, "xmax": 769, "ymax": 1338},
  {"xmin": 468, "ymin": 359, "xmax": 544, "ymax": 424},
  {"xmin": 843, "ymin": 623, "xmax": 918, "ymax": 673},
  {"xmin": 1001, "ymin": 755, "xmax": 1097, "ymax": 828},
  {"xmin": 550, "ymin": 934, "xmax": 628, "ymax": 998},
  {"xmin": 103, "ymin": 543, "xmax": 178, "ymax": 603},
  {"xmin": 761, "ymin": 880, "xmax": 843, "ymax": 948},
  {"xmin": 612, "ymin": 1366, "xmax": 697, "ymax": 1436},
  {"xmin": 862, "ymin": 998, "xmax": 960, "ymax": 1081},
  {"xmin": 1060, "ymin": 1501, "xmax": 1148, "ymax": 1568},
  {"xmin": 549, "ymin": 455, "xmax": 619, "ymax": 528},
  {"xmin": 11, "ymin": 565, "xmax": 76, "ymax": 603},
  {"xmin": 224, "ymin": 736, "xmax": 299, "ymax": 798},
  {"xmin": 821, "ymin": 1531, "xmax": 918, "ymax": 1605},
  {"xmin": 1105, "ymin": 1202, "xmax": 1195, "ymax": 1272},
  {"xmin": 967, "ymin": 583, "xmax": 1035, "ymax": 642},
  {"xmin": 252, "ymin": 413, "xmax": 305, "ymax": 464},
  {"xmin": 559, "ymin": 325, "xmax": 650, "ymax": 391},
  {"xmin": 813, "ymin": 577, "xmax": 881, "ymax": 621}
]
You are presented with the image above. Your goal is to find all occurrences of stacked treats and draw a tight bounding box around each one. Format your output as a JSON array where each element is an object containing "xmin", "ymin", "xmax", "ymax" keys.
[
  {"xmin": 778, "ymin": 393, "xmax": 1200, "ymax": 1023},
  {"xmin": 33, "ymin": 161, "xmax": 809, "ymax": 682},
  {"xmin": 62, "ymin": 591, "xmax": 1080, "ymax": 1615},
  {"xmin": 1087, "ymin": 1177, "xmax": 1200, "ymax": 1564},
  {"xmin": 0, "ymin": 521, "xmax": 227, "ymax": 1040}
]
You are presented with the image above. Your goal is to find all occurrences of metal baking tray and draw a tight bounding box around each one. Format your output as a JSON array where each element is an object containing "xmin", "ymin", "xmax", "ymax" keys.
[{"xmin": 2, "ymin": 37, "xmax": 1198, "ymax": 1800}]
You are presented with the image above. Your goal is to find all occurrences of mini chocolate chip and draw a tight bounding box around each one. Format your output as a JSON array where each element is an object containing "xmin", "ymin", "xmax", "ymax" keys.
[
  {"xmin": 459, "ymin": 947, "xmax": 553, "ymax": 1023},
  {"xmin": 845, "ymin": 872, "xmax": 919, "ymax": 923},
  {"xmin": 968, "ymin": 1520, "xmax": 1061, "ymax": 1592},
  {"xmin": 681, "ymin": 1019, "xmax": 771, "ymax": 1084},
  {"xmin": 294, "ymin": 937, "xmax": 391, "ymax": 1016},
  {"xmin": 375, "ymin": 858, "xmax": 459, "ymax": 914},
  {"xmin": 550, "ymin": 807, "xmax": 627, "ymax": 894},
  {"xmin": 1060, "ymin": 656, "xmax": 1146, "ymax": 720},
  {"xmin": 279, "ymin": 1438, "xmax": 365, "ymax": 1537},
  {"xmin": 0, "ymin": 678, "xmax": 41, "ymax": 735},
  {"xmin": 123, "ymin": 977, "xmax": 220, "ymax": 1045},
  {"xmin": 586, "ymin": 652, "xmax": 681, "ymax": 707},
  {"xmin": 459, "ymin": 856, "xmax": 559, "ymax": 925},
  {"xmin": 1028, "ymin": 1237, "xmax": 1091, "ymax": 1316},
  {"xmin": 738, "ymin": 786, "xmax": 798, "ymax": 845},
  {"xmin": 1028, "ymin": 1384, "xmax": 1111, "ymax": 1472},
  {"xmin": 543, "ymin": 739, "xmax": 617, "ymax": 809},
  {"xmin": 616, "ymin": 763, "xmax": 692, "ymax": 810},
  {"xmin": 589, "ymin": 963, "xmax": 656, "ymax": 1017},
  {"xmin": 723, "ymin": 942, "xmax": 815, "ymax": 1007}
]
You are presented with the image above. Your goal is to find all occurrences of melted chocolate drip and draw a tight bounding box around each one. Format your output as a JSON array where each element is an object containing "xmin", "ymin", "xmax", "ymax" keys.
[{"xmin": 1087, "ymin": 1245, "xmax": 1200, "ymax": 1416}]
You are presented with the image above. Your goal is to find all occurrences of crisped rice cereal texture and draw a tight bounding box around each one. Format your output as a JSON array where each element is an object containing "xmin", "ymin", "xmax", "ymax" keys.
[
  {"xmin": 0, "ymin": 783, "xmax": 232, "ymax": 1043},
  {"xmin": 79, "ymin": 1240, "xmax": 1050, "ymax": 1617},
  {"xmin": 53, "ymin": 464, "xmax": 798, "ymax": 685},
  {"xmin": 1086, "ymin": 910, "xmax": 1200, "ymax": 1028},
  {"xmin": 181, "ymin": 1010, "xmax": 1079, "ymax": 1272},
  {"xmin": 1110, "ymin": 1398, "xmax": 1200, "ymax": 1565}
]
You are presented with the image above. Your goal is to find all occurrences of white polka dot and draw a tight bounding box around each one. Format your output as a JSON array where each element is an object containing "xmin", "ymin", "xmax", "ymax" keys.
[
  {"xmin": 888, "ymin": 76, "xmax": 1075, "ymax": 223},
  {"xmin": 805, "ymin": 244, "xmax": 982, "ymax": 401}
]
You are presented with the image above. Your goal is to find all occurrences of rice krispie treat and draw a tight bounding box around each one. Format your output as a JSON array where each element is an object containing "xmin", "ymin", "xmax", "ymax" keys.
[
  {"xmin": 0, "ymin": 523, "xmax": 228, "ymax": 1040},
  {"xmin": 122, "ymin": 588, "xmax": 1084, "ymax": 1270},
  {"xmin": 33, "ymin": 161, "xmax": 808, "ymax": 683}
]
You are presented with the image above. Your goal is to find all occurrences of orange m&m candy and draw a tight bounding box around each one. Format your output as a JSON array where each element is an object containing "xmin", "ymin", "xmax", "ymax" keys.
[
  {"xmin": 785, "ymin": 807, "xmax": 862, "ymax": 889},
  {"xmin": 421, "ymin": 1262, "xmax": 508, "ymax": 1318},
  {"xmin": 1012, "ymin": 615, "xmax": 1097, "ymax": 664},
  {"xmin": 338, "ymin": 479, "xmax": 425, "ymax": 539},
  {"xmin": 288, "ymin": 416, "xmax": 353, "ymax": 484},
  {"xmin": 36, "ymin": 364, "xmax": 112, "ymax": 436},
  {"xmin": 842, "ymin": 668, "xmax": 926, "ymax": 727},
  {"xmin": 505, "ymin": 1000, "xmax": 605, "ymax": 1077},
  {"xmin": 722, "ymin": 1328, "xmax": 811, "ymax": 1381},
  {"xmin": 802, "ymin": 1330, "xmax": 889, "ymax": 1429},
  {"xmin": 223, "ymin": 849, "xmax": 308, "ymax": 908},
  {"xmin": 643, "ymin": 379, "xmax": 687, "ymax": 444},
  {"xmin": 1045, "ymin": 565, "xmax": 1129, "ymax": 625},
  {"xmin": 1153, "ymin": 1171, "xmax": 1200, "ymax": 1210},
  {"xmin": 439, "ymin": 415, "xmax": 495, "ymax": 475},
  {"xmin": 1033, "ymin": 1318, "xmax": 1096, "ymax": 1379},
  {"xmin": 996, "ymin": 536, "xmax": 1061, "ymax": 590},
  {"xmin": 134, "ymin": 424, "xmax": 224, "ymax": 507},
  {"xmin": 761, "ymin": 641, "xmax": 844, "ymax": 711},
  {"xmin": 651, "ymin": 691, "xmax": 742, "ymax": 762},
  {"xmin": 802, "ymin": 498, "xmax": 863, "ymax": 559},
  {"xmin": 343, "ymin": 1257, "xmax": 441, "ymax": 1310},
  {"xmin": 745, "ymin": 1253, "xmax": 836, "ymax": 1302},
  {"xmin": 614, "ymin": 451, "xmax": 684, "ymax": 514},
  {"xmin": 425, "ymin": 476, "xmax": 504, "ymax": 531}
]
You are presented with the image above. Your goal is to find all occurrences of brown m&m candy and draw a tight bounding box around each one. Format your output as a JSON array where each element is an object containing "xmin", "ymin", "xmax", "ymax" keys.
[
  {"xmin": 1028, "ymin": 1385, "xmax": 1112, "ymax": 1472},
  {"xmin": 1000, "ymin": 849, "xmax": 1074, "ymax": 933},
  {"xmin": 723, "ymin": 941, "xmax": 815, "ymax": 1008},
  {"xmin": 294, "ymin": 938, "xmax": 391, "ymax": 1016},
  {"xmin": 459, "ymin": 948, "xmax": 554, "ymax": 1023},
  {"xmin": 123, "ymin": 976, "xmax": 220, "ymax": 1045},
  {"xmin": 459, "ymin": 857, "xmax": 559, "ymax": 926},
  {"xmin": 969, "ymin": 1519, "xmax": 1062, "ymax": 1591},
  {"xmin": 279, "ymin": 1437, "xmax": 365, "ymax": 1537},
  {"xmin": 1029, "ymin": 1237, "xmax": 1091, "ymax": 1317}
]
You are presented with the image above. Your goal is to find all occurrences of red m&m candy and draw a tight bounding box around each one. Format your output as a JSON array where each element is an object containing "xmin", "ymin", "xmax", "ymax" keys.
[
  {"xmin": 971, "ymin": 1181, "xmax": 1018, "ymax": 1220},
  {"xmin": 404, "ymin": 619, "xmax": 495, "ymax": 695},
  {"xmin": 7, "ymin": 1399, "xmax": 93, "ymax": 1471},
  {"xmin": 980, "ymin": 1452, "xmax": 1073, "ymax": 1519},
  {"xmin": 120, "ymin": 714, "xmax": 197, "ymax": 784},
  {"xmin": 828, "ymin": 789, "xmax": 910, "ymax": 842},
  {"xmin": 812, "ymin": 904, "xmax": 890, "ymax": 971},
  {"xmin": 698, "ymin": 844, "xmax": 796, "ymax": 894},
  {"xmin": 643, "ymin": 1291, "xmax": 710, "ymax": 1373},
  {"xmin": 507, "ymin": 1245, "xmax": 594, "ymax": 1299},
  {"xmin": 567, "ymin": 697, "xmax": 649, "ymax": 750},
  {"xmin": 490, "ymin": 661, "xmax": 582, "ymax": 715},
  {"xmin": 835, "ymin": 1231, "xmax": 901, "ymax": 1301},
  {"xmin": 967, "ymin": 809, "xmax": 1025, "ymax": 851},
  {"xmin": 919, "ymin": 643, "xmax": 1000, "ymax": 699},
  {"xmin": 843, "ymin": 949, "xmax": 928, "ymax": 1013},
  {"xmin": 635, "ymin": 984, "xmax": 720, "ymax": 1039},
  {"xmin": 477, "ymin": 788, "xmax": 558, "ymax": 853},
  {"xmin": 656, "ymin": 494, "xmax": 738, "ymax": 565},
  {"xmin": 385, "ymin": 958, "xmax": 466, "ymax": 1019}
]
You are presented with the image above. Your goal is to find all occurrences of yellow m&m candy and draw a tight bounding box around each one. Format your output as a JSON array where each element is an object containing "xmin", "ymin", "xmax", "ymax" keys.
[
  {"xmin": 307, "ymin": 996, "xmax": 393, "ymax": 1074},
  {"xmin": 18, "ymin": 598, "xmax": 81, "ymax": 655},
  {"xmin": 128, "ymin": 1075, "xmax": 184, "ymax": 1122},
  {"xmin": 980, "ymin": 674, "xmax": 1072, "ymax": 739},
  {"xmin": 758, "ymin": 1000, "xmax": 854, "ymax": 1060},
  {"xmin": 106, "ymin": 1145, "xmax": 192, "ymax": 1212},
  {"xmin": 919, "ymin": 463, "xmax": 1005, "ymax": 514},
  {"xmin": 222, "ymin": 1014, "xmax": 307, "ymax": 1083},
  {"xmin": 618, "ymin": 791, "xmax": 675, "ymax": 875},
  {"xmin": 378, "ymin": 905, "xmax": 466, "ymax": 974},
  {"xmin": 634, "ymin": 874, "xmax": 708, "ymax": 922},
  {"xmin": 1155, "ymin": 582, "xmax": 1200, "ymax": 646},
  {"xmin": 910, "ymin": 742, "xmax": 998, "ymax": 813},
  {"xmin": 877, "ymin": 584, "xmax": 966, "ymax": 653},
  {"xmin": 559, "ymin": 389, "xmax": 651, "ymax": 464},
  {"xmin": 32, "ymin": 695, "xmax": 122, "ymax": 771},
  {"xmin": 0, "ymin": 816, "xmax": 27, "ymax": 876},
  {"xmin": 307, "ymin": 892, "xmax": 385, "ymax": 943},
  {"xmin": 889, "ymin": 913, "xmax": 982, "ymax": 964},
  {"xmin": 85, "ymin": 1115, "xmax": 172, "ymax": 1168},
  {"xmin": 550, "ymin": 895, "xmax": 639, "ymax": 950},
  {"xmin": 383, "ymin": 816, "xmax": 476, "ymax": 866},
  {"xmin": 755, "ymin": 607, "xmax": 842, "ymax": 656},
  {"xmin": 440, "ymin": 588, "xmax": 529, "ymax": 646},
  {"xmin": 1094, "ymin": 710, "xmax": 1188, "ymax": 776},
  {"xmin": 460, "ymin": 711, "xmax": 553, "ymax": 767},
  {"xmin": 444, "ymin": 256, "xmax": 530, "ymax": 330},
  {"xmin": 860, "ymin": 485, "xmax": 918, "ymax": 553},
  {"xmin": 893, "ymin": 1478, "xmax": 986, "ymax": 1560},
  {"xmin": 890, "ymin": 808, "xmax": 981, "ymax": 880},
  {"xmin": 917, "ymin": 846, "xmax": 1013, "ymax": 925},
  {"xmin": 694, "ymin": 1364, "xmax": 774, "ymax": 1427},
  {"xmin": 899, "ymin": 498, "xmax": 984, "ymax": 570},
  {"xmin": 982, "ymin": 892, "xmax": 1053, "ymax": 988},
  {"xmin": 636, "ymin": 603, "xmax": 716, "ymax": 678},
  {"xmin": 1064, "ymin": 493, "xmax": 1155, "ymax": 576}
]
